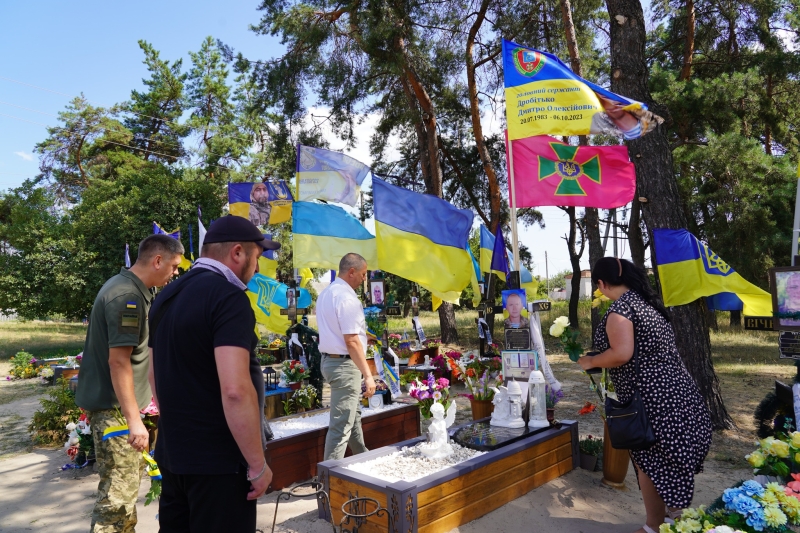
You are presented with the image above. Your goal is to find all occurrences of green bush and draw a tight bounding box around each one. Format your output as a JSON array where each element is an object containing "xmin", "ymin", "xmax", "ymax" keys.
[{"xmin": 29, "ymin": 377, "xmax": 81, "ymax": 445}]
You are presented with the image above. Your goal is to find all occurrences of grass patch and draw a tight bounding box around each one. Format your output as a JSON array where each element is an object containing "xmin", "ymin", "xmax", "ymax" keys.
[{"xmin": 0, "ymin": 321, "xmax": 86, "ymax": 360}]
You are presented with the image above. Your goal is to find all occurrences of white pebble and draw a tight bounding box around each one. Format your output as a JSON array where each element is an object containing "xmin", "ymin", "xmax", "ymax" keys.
[{"xmin": 342, "ymin": 442, "xmax": 485, "ymax": 483}]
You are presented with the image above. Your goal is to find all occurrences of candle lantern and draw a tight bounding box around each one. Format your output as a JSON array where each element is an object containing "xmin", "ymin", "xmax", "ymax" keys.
[
  {"xmin": 263, "ymin": 367, "xmax": 278, "ymax": 391},
  {"xmin": 528, "ymin": 370, "xmax": 549, "ymax": 429}
]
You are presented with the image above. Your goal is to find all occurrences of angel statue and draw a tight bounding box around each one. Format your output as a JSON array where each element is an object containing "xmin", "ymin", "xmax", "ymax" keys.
[
  {"xmin": 420, "ymin": 401, "xmax": 457, "ymax": 459},
  {"xmin": 490, "ymin": 386, "xmax": 509, "ymax": 425}
]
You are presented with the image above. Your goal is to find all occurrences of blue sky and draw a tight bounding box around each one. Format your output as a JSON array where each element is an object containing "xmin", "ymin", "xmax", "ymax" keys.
[{"xmin": 0, "ymin": 1, "xmax": 636, "ymax": 276}]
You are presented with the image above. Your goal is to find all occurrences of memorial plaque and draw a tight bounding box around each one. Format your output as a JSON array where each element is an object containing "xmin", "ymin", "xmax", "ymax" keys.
[
  {"xmin": 504, "ymin": 327, "xmax": 531, "ymax": 350},
  {"xmin": 779, "ymin": 331, "xmax": 800, "ymax": 359},
  {"xmin": 745, "ymin": 316, "xmax": 774, "ymax": 331},
  {"xmin": 531, "ymin": 301, "xmax": 551, "ymax": 312},
  {"xmin": 386, "ymin": 306, "xmax": 402, "ymax": 316},
  {"xmin": 452, "ymin": 421, "xmax": 548, "ymax": 451}
]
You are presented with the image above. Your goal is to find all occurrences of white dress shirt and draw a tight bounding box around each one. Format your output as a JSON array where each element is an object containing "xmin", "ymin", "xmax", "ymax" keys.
[{"xmin": 316, "ymin": 278, "xmax": 367, "ymax": 355}]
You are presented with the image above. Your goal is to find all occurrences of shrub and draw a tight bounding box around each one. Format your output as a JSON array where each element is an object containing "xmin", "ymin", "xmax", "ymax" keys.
[{"xmin": 29, "ymin": 377, "xmax": 81, "ymax": 445}]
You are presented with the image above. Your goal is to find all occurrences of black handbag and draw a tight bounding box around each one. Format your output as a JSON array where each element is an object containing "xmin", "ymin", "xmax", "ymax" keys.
[{"xmin": 604, "ymin": 344, "xmax": 656, "ymax": 451}]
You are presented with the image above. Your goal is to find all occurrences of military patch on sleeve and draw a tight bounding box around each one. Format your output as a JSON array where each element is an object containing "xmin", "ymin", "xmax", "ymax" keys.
[
  {"xmin": 119, "ymin": 310, "xmax": 140, "ymax": 333},
  {"xmin": 126, "ymin": 301, "xmax": 137, "ymax": 309}
]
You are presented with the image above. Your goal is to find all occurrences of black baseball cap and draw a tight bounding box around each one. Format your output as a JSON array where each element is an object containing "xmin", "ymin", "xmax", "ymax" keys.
[{"xmin": 204, "ymin": 215, "xmax": 281, "ymax": 251}]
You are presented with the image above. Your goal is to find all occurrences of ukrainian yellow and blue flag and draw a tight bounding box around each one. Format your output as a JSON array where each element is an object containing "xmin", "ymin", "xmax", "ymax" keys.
[
  {"xmin": 652, "ymin": 228, "xmax": 771, "ymax": 316},
  {"xmin": 292, "ymin": 201, "xmax": 377, "ymax": 270},
  {"xmin": 373, "ymin": 177, "xmax": 474, "ymax": 305},
  {"xmin": 246, "ymin": 273, "xmax": 312, "ymax": 334},
  {"xmin": 295, "ymin": 145, "xmax": 371, "ymax": 206},
  {"xmin": 502, "ymin": 39, "xmax": 657, "ymax": 141},
  {"xmin": 479, "ymin": 225, "xmax": 539, "ymax": 297},
  {"xmin": 153, "ymin": 222, "xmax": 192, "ymax": 271},
  {"xmin": 228, "ymin": 182, "xmax": 294, "ymax": 225}
]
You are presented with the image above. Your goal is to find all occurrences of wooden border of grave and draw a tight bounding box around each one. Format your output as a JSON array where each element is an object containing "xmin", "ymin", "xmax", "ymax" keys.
[
  {"xmin": 264, "ymin": 403, "xmax": 421, "ymax": 493},
  {"xmin": 317, "ymin": 420, "xmax": 578, "ymax": 533}
]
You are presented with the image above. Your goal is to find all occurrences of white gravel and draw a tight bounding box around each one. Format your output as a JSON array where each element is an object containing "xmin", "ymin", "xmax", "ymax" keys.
[
  {"xmin": 341, "ymin": 442, "xmax": 485, "ymax": 483},
  {"xmin": 270, "ymin": 402, "xmax": 408, "ymax": 440}
]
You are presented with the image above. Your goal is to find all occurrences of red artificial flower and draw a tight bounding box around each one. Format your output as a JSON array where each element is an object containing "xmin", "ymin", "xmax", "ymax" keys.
[
  {"xmin": 79, "ymin": 413, "xmax": 87, "ymax": 422},
  {"xmin": 786, "ymin": 473, "xmax": 800, "ymax": 496},
  {"xmin": 578, "ymin": 402, "xmax": 597, "ymax": 415}
]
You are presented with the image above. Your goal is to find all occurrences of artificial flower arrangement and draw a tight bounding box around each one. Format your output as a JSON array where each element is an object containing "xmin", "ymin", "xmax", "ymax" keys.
[
  {"xmin": 424, "ymin": 339, "xmax": 441, "ymax": 349},
  {"xmin": 366, "ymin": 343, "xmax": 381, "ymax": 360},
  {"xmin": 281, "ymin": 360, "xmax": 310, "ymax": 383},
  {"xmin": 365, "ymin": 311, "xmax": 386, "ymax": 339},
  {"xmin": 291, "ymin": 384, "xmax": 319, "ymax": 411},
  {"xmin": 745, "ymin": 434, "xmax": 798, "ymax": 478},
  {"xmin": 429, "ymin": 353, "xmax": 451, "ymax": 377},
  {"xmin": 8, "ymin": 351, "xmax": 38, "ymax": 379},
  {"xmin": 447, "ymin": 354, "xmax": 502, "ymax": 401},
  {"xmin": 388, "ymin": 333, "xmax": 402, "ymax": 348},
  {"xmin": 546, "ymin": 384, "xmax": 564, "ymax": 408},
  {"xmin": 485, "ymin": 342, "xmax": 501, "ymax": 357},
  {"xmin": 39, "ymin": 365, "xmax": 55, "ymax": 382},
  {"xmin": 268, "ymin": 337, "xmax": 286, "ymax": 349},
  {"xmin": 549, "ymin": 316, "xmax": 583, "ymax": 362},
  {"xmin": 659, "ymin": 481, "xmax": 800, "ymax": 533},
  {"xmin": 63, "ymin": 412, "xmax": 93, "ymax": 465},
  {"xmin": 578, "ymin": 435, "xmax": 603, "ymax": 457},
  {"xmin": 408, "ymin": 373, "xmax": 451, "ymax": 419}
]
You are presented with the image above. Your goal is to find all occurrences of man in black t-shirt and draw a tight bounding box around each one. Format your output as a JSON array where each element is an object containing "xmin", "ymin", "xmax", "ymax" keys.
[{"xmin": 148, "ymin": 216, "xmax": 279, "ymax": 532}]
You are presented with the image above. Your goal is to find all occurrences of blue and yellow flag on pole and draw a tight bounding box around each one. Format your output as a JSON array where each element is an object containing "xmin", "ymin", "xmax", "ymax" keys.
[
  {"xmin": 502, "ymin": 39, "xmax": 661, "ymax": 141},
  {"xmin": 228, "ymin": 182, "xmax": 293, "ymax": 226},
  {"xmin": 295, "ymin": 145, "xmax": 371, "ymax": 206},
  {"xmin": 479, "ymin": 226, "xmax": 539, "ymax": 297},
  {"xmin": 246, "ymin": 273, "xmax": 312, "ymax": 334},
  {"xmin": 292, "ymin": 201, "xmax": 377, "ymax": 270},
  {"xmin": 652, "ymin": 228, "xmax": 771, "ymax": 316},
  {"xmin": 153, "ymin": 222, "xmax": 192, "ymax": 271},
  {"xmin": 373, "ymin": 178, "xmax": 473, "ymax": 304}
]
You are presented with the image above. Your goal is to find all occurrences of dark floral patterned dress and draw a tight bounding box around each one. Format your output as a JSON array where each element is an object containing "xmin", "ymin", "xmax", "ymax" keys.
[{"xmin": 594, "ymin": 290, "xmax": 712, "ymax": 508}]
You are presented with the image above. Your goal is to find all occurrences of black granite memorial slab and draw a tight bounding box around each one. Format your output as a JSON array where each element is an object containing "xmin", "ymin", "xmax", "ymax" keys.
[
  {"xmin": 452, "ymin": 421, "xmax": 549, "ymax": 451},
  {"xmin": 504, "ymin": 327, "xmax": 531, "ymax": 350}
]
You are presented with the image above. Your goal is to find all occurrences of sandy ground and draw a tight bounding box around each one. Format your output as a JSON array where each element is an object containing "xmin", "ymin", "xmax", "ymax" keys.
[{"xmin": 0, "ymin": 360, "xmax": 754, "ymax": 533}]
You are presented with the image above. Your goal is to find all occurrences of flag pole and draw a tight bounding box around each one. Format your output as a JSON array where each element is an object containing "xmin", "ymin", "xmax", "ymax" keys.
[
  {"xmin": 507, "ymin": 131, "xmax": 521, "ymax": 272},
  {"xmin": 793, "ymin": 164, "xmax": 800, "ymax": 264}
]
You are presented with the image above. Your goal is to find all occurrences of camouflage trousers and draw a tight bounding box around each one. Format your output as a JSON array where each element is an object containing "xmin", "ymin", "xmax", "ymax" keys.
[{"xmin": 87, "ymin": 409, "xmax": 145, "ymax": 533}]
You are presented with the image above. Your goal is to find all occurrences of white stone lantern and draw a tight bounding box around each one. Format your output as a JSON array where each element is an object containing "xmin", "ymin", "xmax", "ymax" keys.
[{"xmin": 528, "ymin": 370, "xmax": 549, "ymax": 429}]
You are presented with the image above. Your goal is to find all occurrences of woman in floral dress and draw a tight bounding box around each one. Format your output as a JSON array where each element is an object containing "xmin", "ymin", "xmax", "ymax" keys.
[{"xmin": 578, "ymin": 257, "xmax": 712, "ymax": 533}]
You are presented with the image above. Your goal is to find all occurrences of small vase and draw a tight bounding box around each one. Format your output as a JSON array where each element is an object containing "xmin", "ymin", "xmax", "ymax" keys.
[
  {"xmin": 546, "ymin": 408, "xmax": 555, "ymax": 424},
  {"xmin": 579, "ymin": 453, "xmax": 598, "ymax": 471},
  {"xmin": 288, "ymin": 381, "xmax": 301, "ymax": 390},
  {"xmin": 470, "ymin": 399, "xmax": 494, "ymax": 421}
]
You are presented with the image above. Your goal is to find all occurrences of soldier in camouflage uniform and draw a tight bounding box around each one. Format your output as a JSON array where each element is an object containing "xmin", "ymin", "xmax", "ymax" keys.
[{"xmin": 77, "ymin": 235, "xmax": 183, "ymax": 532}]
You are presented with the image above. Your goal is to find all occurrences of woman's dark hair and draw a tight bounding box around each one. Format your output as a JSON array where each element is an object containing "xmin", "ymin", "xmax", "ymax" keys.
[{"xmin": 591, "ymin": 257, "xmax": 670, "ymax": 321}]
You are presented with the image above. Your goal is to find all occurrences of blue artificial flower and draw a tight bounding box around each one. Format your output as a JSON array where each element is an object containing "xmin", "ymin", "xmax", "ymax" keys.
[
  {"xmin": 745, "ymin": 507, "xmax": 767, "ymax": 532},
  {"xmin": 723, "ymin": 487, "xmax": 742, "ymax": 506},
  {"xmin": 741, "ymin": 480, "xmax": 765, "ymax": 497},
  {"xmin": 731, "ymin": 494, "xmax": 761, "ymax": 517}
]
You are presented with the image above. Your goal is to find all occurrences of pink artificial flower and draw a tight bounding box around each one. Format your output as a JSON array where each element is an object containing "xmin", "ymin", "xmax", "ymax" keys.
[
  {"xmin": 786, "ymin": 473, "xmax": 800, "ymax": 496},
  {"xmin": 437, "ymin": 378, "xmax": 450, "ymax": 388},
  {"xmin": 140, "ymin": 398, "xmax": 159, "ymax": 416}
]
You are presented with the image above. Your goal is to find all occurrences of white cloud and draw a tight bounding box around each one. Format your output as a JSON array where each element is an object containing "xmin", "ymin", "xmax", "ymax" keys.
[{"xmin": 14, "ymin": 151, "xmax": 33, "ymax": 161}]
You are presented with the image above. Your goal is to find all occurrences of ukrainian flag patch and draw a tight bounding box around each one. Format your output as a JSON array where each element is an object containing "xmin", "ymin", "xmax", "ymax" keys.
[{"xmin": 126, "ymin": 301, "xmax": 137, "ymax": 309}]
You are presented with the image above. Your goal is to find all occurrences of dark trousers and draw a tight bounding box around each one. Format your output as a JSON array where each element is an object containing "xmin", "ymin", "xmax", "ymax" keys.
[{"xmin": 158, "ymin": 465, "xmax": 256, "ymax": 533}]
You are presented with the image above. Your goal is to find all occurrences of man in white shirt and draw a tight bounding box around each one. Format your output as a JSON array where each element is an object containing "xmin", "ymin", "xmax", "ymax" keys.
[{"xmin": 318, "ymin": 253, "xmax": 376, "ymax": 460}]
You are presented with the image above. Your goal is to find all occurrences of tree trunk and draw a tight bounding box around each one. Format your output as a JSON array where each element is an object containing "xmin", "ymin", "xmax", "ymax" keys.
[
  {"xmin": 628, "ymin": 199, "xmax": 646, "ymax": 268},
  {"xmin": 466, "ymin": 0, "xmax": 502, "ymax": 232},
  {"xmin": 679, "ymin": 0, "xmax": 695, "ymax": 81},
  {"xmin": 438, "ymin": 302, "xmax": 459, "ymax": 344},
  {"xmin": 606, "ymin": 0, "xmax": 734, "ymax": 429},
  {"xmin": 706, "ymin": 309, "xmax": 718, "ymax": 331},
  {"xmin": 730, "ymin": 309, "xmax": 742, "ymax": 329},
  {"xmin": 565, "ymin": 207, "xmax": 584, "ymax": 329}
]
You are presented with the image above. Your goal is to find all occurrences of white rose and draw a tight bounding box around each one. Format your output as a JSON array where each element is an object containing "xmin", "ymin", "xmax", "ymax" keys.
[
  {"xmin": 549, "ymin": 324, "xmax": 566, "ymax": 337},
  {"xmin": 554, "ymin": 316, "xmax": 570, "ymax": 328}
]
